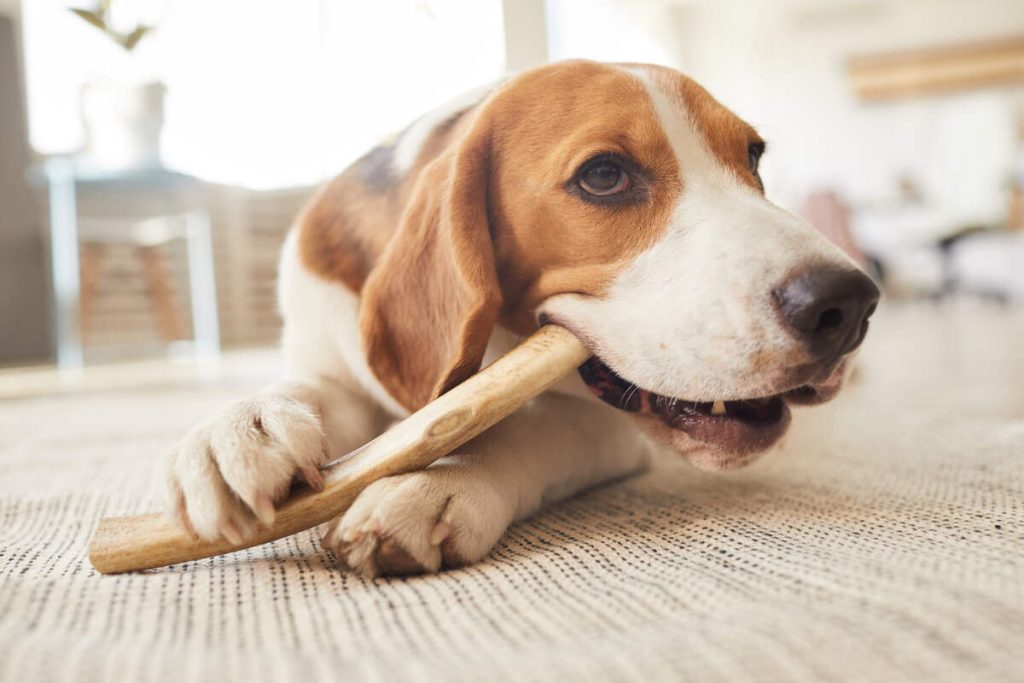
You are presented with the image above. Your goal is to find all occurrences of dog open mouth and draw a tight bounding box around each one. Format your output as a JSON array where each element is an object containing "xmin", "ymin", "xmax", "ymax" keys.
[{"xmin": 579, "ymin": 357, "xmax": 796, "ymax": 454}]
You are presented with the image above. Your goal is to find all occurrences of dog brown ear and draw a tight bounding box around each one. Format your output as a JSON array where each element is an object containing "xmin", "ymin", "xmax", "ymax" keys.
[{"xmin": 358, "ymin": 113, "xmax": 501, "ymax": 411}]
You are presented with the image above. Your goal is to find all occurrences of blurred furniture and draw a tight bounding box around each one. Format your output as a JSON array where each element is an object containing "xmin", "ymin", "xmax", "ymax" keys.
[
  {"xmin": 41, "ymin": 159, "xmax": 219, "ymax": 369},
  {"xmin": 78, "ymin": 217, "xmax": 192, "ymax": 345},
  {"xmin": 801, "ymin": 190, "xmax": 869, "ymax": 267},
  {"xmin": 0, "ymin": 15, "xmax": 49, "ymax": 365},
  {"xmin": 935, "ymin": 225, "xmax": 1005, "ymax": 302},
  {"xmin": 851, "ymin": 199, "xmax": 1024, "ymax": 302},
  {"xmin": 204, "ymin": 184, "xmax": 310, "ymax": 347},
  {"xmin": 849, "ymin": 34, "xmax": 1024, "ymax": 101},
  {"xmin": 943, "ymin": 228, "xmax": 1024, "ymax": 302}
]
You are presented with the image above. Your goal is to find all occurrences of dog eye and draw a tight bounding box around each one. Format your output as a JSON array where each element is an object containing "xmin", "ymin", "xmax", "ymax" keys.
[
  {"xmin": 578, "ymin": 159, "xmax": 630, "ymax": 196},
  {"xmin": 748, "ymin": 142, "xmax": 765, "ymax": 176}
]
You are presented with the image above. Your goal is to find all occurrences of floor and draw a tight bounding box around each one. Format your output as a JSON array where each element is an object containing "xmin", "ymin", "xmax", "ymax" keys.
[{"xmin": 0, "ymin": 302, "xmax": 1021, "ymax": 682}]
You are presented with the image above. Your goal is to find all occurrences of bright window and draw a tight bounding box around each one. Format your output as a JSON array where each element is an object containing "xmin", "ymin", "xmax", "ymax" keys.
[{"xmin": 23, "ymin": 0, "xmax": 506, "ymax": 188}]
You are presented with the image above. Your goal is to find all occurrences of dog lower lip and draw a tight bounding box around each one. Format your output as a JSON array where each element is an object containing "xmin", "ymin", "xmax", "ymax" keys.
[
  {"xmin": 652, "ymin": 394, "xmax": 784, "ymax": 425},
  {"xmin": 577, "ymin": 357, "xmax": 792, "ymax": 450}
]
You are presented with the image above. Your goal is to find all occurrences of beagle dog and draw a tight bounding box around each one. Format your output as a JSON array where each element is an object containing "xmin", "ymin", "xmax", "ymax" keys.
[{"xmin": 164, "ymin": 60, "xmax": 879, "ymax": 577}]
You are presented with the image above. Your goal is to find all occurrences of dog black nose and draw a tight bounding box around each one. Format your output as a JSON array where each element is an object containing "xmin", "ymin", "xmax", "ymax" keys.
[{"xmin": 773, "ymin": 268, "xmax": 880, "ymax": 359}]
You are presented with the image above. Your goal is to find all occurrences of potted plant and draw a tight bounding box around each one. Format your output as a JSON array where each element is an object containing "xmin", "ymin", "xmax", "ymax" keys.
[{"xmin": 69, "ymin": 0, "xmax": 164, "ymax": 169}]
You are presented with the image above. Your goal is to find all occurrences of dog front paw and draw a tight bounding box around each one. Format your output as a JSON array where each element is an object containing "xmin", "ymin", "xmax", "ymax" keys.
[
  {"xmin": 164, "ymin": 393, "xmax": 328, "ymax": 543},
  {"xmin": 321, "ymin": 466, "xmax": 514, "ymax": 578}
]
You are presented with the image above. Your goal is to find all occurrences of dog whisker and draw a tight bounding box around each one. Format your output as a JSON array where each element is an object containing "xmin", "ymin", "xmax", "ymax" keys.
[{"xmin": 619, "ymin": 383, "xmax": 639, "ymax": 410}]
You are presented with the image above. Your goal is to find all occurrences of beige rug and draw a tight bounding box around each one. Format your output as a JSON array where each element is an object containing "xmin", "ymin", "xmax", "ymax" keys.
[{"xmin": 1, "ymin": 305, "xmax": 1022, "ymax": 682}]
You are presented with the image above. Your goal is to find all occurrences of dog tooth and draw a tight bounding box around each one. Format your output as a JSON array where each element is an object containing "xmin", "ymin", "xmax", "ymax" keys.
[{"xmin": 711, "ymin": 400, "xmax": 727, "ymax": 416}]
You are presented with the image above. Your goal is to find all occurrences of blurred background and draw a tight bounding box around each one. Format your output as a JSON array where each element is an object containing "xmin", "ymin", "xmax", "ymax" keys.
[{"xmin": 1, "ymin": 0, "xmax": 1023, "ymax": 393}]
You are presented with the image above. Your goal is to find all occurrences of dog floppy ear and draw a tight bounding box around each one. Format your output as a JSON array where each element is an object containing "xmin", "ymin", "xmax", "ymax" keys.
[{"xmin": 358, "ymin": 113, "xmax": 502, "ymax": 411}]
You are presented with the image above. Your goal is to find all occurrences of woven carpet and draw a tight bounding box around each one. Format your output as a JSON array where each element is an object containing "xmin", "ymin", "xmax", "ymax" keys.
[{"xmin": 1, "ymin": 306, "xmax": 1022, "ymax": 682}]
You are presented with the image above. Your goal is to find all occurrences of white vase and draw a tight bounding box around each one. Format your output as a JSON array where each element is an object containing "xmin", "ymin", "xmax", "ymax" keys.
[{"xmin": 80, "ymin": 81, "xmax": 165, "ymax": 170}]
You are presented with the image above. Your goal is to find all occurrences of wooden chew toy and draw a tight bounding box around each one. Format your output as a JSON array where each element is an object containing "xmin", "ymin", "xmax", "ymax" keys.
[{"xmin": 88, "ymin": 325, "xmax": 590, "ymax": 574}]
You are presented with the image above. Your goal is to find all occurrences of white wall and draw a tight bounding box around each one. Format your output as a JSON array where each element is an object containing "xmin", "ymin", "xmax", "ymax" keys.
[
  {"xmin": 547, "ymin": 0, "xmax": 1024, "ymax": 228},
  {"xmin": 680, "ymin": 0, "xmax": 1024, "ymax": 221},
  {"xmin": 546, "ymin": 0, "xmax": 687, "ymax": 67}
]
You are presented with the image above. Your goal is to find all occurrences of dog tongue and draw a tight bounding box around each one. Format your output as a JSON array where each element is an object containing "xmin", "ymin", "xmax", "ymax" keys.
[
  {"xmin": 650, "ymin": 394, "xmax": 705, "ymax": 428},
  {"xmin": 578, "ymin": 357, "xmax": 790, "ymax": 451},
  {"xmin": 653, "ymin": 395, "xmax": 780, "ymax": 426}
]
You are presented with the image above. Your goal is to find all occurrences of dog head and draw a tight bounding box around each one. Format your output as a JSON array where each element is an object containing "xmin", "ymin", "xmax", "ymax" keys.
[{"xmin": 360, "ymin": 60, "xmax": 879, "ymax": 469}]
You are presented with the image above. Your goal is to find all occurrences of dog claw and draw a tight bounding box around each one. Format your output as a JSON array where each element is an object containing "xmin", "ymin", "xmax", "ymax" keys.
[
  {"xmin": 376, "ymin": 537, "xmax": 428, "ymax": 576},
  {"xmin": 429, "ymin": 521, "xmax": 451, "ymax": 546},
  {"xmin": 252, "ymin": 494, "xmax": 276, "ymax": 527},
  {"xmin": 299, "ymin": 465, "xmax": 324, "ymax": 491},
  {"xmin": 221, "ymin": 520, "xmax": 244, "ymax": 545}
]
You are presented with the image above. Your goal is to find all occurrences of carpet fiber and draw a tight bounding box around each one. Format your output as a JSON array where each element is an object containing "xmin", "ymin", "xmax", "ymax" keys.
[{"xmin": 1, "ymin": 306, "xmax": 1022, "ymax": 682}]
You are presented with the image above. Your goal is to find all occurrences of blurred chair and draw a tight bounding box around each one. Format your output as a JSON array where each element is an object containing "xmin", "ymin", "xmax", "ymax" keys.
[
  {"xmin": 938, "ymin": 226, "xmax": 1023, "ymax": 304},
  {"xmin": 801, "ymin": 190, "xmax": 870, "ymax": 269},
  {"xmin": 78, "ymin": 216, "xmax": 196, "ymax": 345},
  {"xmin": 41, "ymin": 159, "xmax": 219, "ymax": 370}
]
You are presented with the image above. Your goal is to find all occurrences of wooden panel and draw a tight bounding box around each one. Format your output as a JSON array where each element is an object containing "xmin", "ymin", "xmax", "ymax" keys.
[
  {"xmin": 849, "ymin": 35, "xmax": 1024, "ymax": 101},
  {"xmin": 207, "ymin": 184, "xmax": 311, "ymax": 347},
  {"xmin": 76, "ymin": 183, "xmax": 312, "ymax": 354}
]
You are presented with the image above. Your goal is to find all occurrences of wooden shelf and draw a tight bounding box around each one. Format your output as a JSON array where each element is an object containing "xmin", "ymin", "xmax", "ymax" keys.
[{"xmin": 849, "ymin": 35, "xmax": 1024, "ymax": 101}]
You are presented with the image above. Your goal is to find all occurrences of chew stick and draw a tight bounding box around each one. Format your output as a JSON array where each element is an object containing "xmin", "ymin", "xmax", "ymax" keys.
[{"xmin": 88, "ymin": 325, "xmax": 589, "ymax": 574}]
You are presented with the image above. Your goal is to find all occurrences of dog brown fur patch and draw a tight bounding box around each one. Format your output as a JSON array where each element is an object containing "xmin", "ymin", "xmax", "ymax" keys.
[
  {"xmin": 644, "ymin": 65, "xmax": 764, "ymax": 193},
  {"xmin": 296, "ymin": 109, "xmax": 476, "ymax": 293}
]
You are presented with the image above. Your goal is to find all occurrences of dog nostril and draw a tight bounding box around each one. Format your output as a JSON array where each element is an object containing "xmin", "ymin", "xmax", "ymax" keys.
[{"xmin": 816, "ymin": 308, "xmax": 843, "ymax": 332}]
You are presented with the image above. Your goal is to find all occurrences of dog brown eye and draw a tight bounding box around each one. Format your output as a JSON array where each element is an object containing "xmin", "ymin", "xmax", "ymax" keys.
[
  {"xmin": 579, "ymin": 160, "xmax": 629, "ymax": 195},
  {"xmin": 748, "ymin": 141, "xmax": 765, "ymax": 176}
]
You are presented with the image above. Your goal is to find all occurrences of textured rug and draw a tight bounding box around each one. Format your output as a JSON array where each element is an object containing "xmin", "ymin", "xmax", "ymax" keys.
[{"xmin": 1, "ymin": 306, "xmax": 1022, "ymax": 682}]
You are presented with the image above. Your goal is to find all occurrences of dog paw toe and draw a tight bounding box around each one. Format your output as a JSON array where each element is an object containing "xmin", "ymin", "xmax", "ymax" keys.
[
  {"xmin": 322, "ymin": 467, "xmax": 511, "ymax": 577},
  {"xmin": 164, "ymin": 393, "xmax": 327, "ymax": 542}
]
